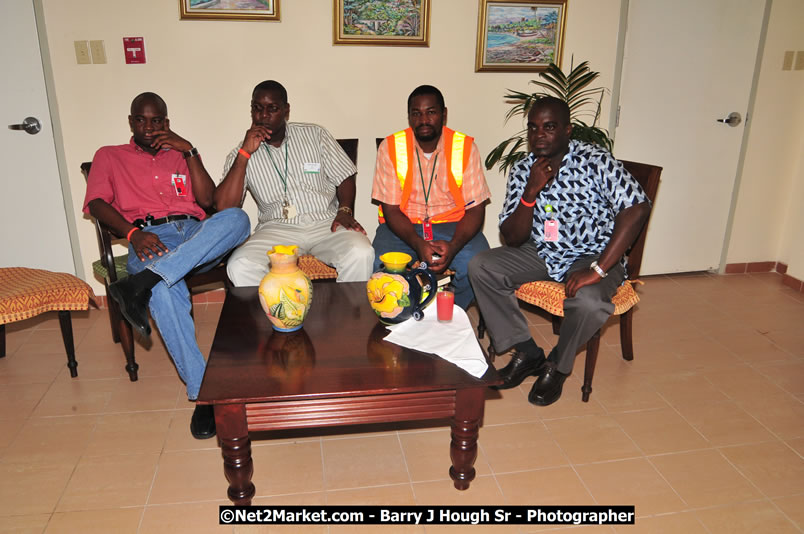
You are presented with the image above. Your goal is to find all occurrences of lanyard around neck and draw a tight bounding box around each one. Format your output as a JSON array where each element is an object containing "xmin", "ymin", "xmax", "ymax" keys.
[
  {"xmin": 266, "ymin": 139, "xmax": 289, "ymax": 195},
  {"xmin": 415, "ymin": 148, "xmax": 438, "ymax": 209}
]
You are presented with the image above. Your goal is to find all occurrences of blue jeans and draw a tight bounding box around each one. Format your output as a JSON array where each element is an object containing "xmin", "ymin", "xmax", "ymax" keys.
[
  {"xmin": 372, "ymin": 222, "xmax": 489, "ymax": 309},
  {"xmin": 126, "ymin": 208, "xmax": 250, "ymax": 400}
]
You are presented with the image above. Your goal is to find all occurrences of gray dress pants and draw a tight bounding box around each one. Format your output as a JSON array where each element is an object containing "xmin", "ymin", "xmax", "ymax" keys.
[{"xmin": 468, "ymin": 242, "xmax": 625, "ymax": 374}]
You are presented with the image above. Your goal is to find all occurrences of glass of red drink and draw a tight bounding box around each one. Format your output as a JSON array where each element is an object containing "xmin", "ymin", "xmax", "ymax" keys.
[{"xmin": 436, "ymin": 288, "xmax": 454, "ymax": 322}]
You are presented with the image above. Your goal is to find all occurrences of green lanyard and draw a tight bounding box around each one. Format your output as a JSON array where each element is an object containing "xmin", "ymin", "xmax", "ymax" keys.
[
  {"xmin": 415, "ymin": 148, "xmax": 438, "ymax": 218},
  {"xmin": 266, "ymin": 139, "xmax": 289, "ymax": 196}
]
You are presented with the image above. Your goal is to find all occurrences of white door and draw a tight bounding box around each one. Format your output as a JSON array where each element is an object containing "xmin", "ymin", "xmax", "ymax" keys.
[
  {"xmin": 614, "ymin": 0, "xmax": 766, "ymax": 274},
  {"xmin": 1, "ymin": 0, "xmax": 76, "ymax": 273}
]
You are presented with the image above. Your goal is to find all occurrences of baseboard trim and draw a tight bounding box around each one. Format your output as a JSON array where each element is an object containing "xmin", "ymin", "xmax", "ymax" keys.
[
  {"xmin": 724, "ymin": 261, "xmax": 801, "ymax": 293},
  {"xmin": 782, "ymin": 273, "xmax": 803, "ymax": 293}
]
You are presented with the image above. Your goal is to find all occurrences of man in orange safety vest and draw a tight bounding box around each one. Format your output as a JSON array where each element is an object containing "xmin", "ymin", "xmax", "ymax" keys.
[{"xmin": 371, "ymin": 85, "xmax": 491, "ymax": 309}]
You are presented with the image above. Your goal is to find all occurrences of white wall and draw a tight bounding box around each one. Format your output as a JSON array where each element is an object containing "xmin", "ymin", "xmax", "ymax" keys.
[
  {"xmin": 777, "ymin": 128, "xmax": 804, "ymax": 280},
  {"xmin": 37, "ymin": 0, "xmax": 804, "ymax": 293},
  {"xmin": 726, "ymin": 0, "xmax": 804, "ymax": 280},
  {"xmin": 41, "ymin": 0, "xmax": 621, "ymax": 294}
]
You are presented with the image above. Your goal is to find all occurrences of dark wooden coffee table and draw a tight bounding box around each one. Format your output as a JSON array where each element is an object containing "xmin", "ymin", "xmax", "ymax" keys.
[{"xmin": 197, "ymin": 283, "xmax": 500, "ymax": 505}]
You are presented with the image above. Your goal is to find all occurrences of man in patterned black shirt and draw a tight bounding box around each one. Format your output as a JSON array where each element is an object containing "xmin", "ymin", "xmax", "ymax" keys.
[{"xmin": 468, "ymin": 97, "xmax": 651, "ymax": 406}]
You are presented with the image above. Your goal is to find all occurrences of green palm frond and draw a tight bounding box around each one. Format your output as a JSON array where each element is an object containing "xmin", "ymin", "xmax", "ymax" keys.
[{"xmin": 486, "ymin": 59, "xmax": 614, "ymax": 174}]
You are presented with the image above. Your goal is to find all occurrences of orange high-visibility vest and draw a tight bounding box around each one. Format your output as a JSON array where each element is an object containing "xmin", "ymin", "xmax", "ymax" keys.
[{"xmin": 378, "ymin": 127, "xmax": 473, "ymax": 224}]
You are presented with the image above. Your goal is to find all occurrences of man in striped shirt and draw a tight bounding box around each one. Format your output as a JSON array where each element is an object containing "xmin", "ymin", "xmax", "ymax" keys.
[{"xmin": 216, "ymin": 80, "xmax": 374, "ymax": 286}]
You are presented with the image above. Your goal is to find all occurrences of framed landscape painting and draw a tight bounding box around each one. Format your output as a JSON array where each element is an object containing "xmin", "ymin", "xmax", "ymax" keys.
[
  {"xmin": 475, "ymin": 0, "xmax": 567, "ymax": 72},
  {"xmin": 334, "ymin": 0, "xmax": 430, "ymax": 46},
  {"xmin": 179, "ymin": 0, "xmax": 280, "ymax": 21}
]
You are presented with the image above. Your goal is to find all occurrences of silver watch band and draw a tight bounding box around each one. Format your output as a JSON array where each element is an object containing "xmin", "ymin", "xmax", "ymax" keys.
[{"xmin": 590, "ymin": 261, "xmax": 607, "ymax": 278}]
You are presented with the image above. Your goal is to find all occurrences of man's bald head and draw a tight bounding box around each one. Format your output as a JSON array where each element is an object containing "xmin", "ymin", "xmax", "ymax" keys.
[
  {"xmin": 528, "ymin": 96, "xmax": 570, "ymax": 126},
  {"xmin": 130, "ymin": 92, "xmax": 167, "ymax": 116}
]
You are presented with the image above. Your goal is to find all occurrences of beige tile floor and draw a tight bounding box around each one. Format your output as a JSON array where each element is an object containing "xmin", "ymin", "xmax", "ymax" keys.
[{"xmin": 0, "ymin": 272, "xmax": 802, "ymax": 533}]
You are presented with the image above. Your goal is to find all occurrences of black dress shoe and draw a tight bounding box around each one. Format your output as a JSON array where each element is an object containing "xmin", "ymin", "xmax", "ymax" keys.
[
  {"xmin": 492, "ymin": 349, "xmax": 547, "ymax": 390},
  {"xmin": 190, "ymin": 404, "xmax": 216, "ymax": 440},
  {"xmin": 108, "ymin": 276, "xmax": 152, "ymax": 337},
  {"xmin": 528, "ymin": 363, "xmax": 569, "ymax": 406}
]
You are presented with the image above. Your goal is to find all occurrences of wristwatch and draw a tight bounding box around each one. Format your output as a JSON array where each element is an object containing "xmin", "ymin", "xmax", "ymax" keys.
[
  {"xmin": 590, "ymin": 261, "xmax": 608, "ymax": 278},
  {"xmin": 183, "ymin": 147, "xmax": 199, "ymax": 159}
]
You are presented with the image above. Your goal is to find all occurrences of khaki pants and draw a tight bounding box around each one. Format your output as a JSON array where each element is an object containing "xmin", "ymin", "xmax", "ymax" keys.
[{"xmin": 227, "ymin": 218, "xmax": 374, "ymax": 286}]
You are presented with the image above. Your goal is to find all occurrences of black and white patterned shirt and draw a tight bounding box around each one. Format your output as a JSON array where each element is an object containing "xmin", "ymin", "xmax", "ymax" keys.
[
  {"xmin": 223, "ymin": 122, "xmax": 356, "ymax": 229},
  {"xmin": 499, "ymin": 140, "xmax": 649, "ymax": 282}
]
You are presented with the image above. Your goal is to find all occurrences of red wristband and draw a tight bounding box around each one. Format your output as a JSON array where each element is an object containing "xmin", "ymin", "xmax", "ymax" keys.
[
  {"xmin": 238, "ymin": 148, "xmax": 251, "ymax": 160},
  {"xmin": 126, "ymin": 227, "xmax": 139, "ymax": 241},
  {"xmin": 520, "ymin": 196, "xmax": 537, "ymax": 208}
]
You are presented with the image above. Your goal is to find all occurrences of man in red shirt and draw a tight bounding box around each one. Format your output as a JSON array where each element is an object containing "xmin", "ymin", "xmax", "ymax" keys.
[{"xmin": 84, "ymin": 92, "xmax": 250, "ymax": 439}]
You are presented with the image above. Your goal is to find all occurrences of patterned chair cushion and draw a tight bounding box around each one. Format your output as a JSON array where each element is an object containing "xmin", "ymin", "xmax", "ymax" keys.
[
  {"xmin": 0, "ymin": 267, "xmax": 96, "ymax": 324},
  {"xmin": 92, "ymin": 255, "xmax": 129, "ymax": 282},
  {"xmin": 297, "ymin": 255, "xmax": 338, "ymax": 280},
  {"xmin": 515, "ymin": 279, "xmax": 642, "ymax": 317}
]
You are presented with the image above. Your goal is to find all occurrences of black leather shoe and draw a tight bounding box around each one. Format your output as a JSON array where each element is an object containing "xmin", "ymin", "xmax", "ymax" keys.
[
  {"xmin": 108, "ymin": 276, "xmax": 152, "ymax": 337},
  {"xmin": 528, "ymin": 363, "xmax": 569, "ymax": 406},
  {"xmin": 190, "ymin": 404, "xmax": 216, "ymax": 440},
  {"xmin": 492, "ymin": 349, "xmax": 547, "ymax": 390}
]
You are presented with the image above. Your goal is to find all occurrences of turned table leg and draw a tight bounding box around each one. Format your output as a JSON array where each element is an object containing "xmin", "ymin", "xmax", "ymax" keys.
[
  {"xmin": 215, "ymin": 403, "xmax": 255, "ymax": 505},
  {"xmin": 449, "ymin": 387, "xmax": 485, "ymax": 490},
  {"xmin": 57, "ymin": 311, "xmax": 78, "ymax": 378}
]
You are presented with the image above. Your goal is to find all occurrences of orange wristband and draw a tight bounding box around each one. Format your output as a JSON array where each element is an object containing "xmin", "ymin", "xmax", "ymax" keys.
[
  {"xmin": 520, "ymin": 196, "xmax": 537, "ymax": 208},
  {"xmin": 126, "ymin": 227, "xmax": 139, "ymax": 241},
  {"xmin": 238, "ymin": 148, "xmax": 251, "ymax": 160}
]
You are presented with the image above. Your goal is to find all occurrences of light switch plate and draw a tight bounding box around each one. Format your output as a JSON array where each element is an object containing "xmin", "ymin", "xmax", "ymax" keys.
[
  {"xmin": 782, "ymin": 51, "xmax": 794, "ymax": 71},
  {"xmin": 90, "ymin": 40, "xmax": 106, "ymax": 64},
  {"xmin": 795, "ymin": 51, "xmax": 804, "ymax": 71},
  {"xmin": 74, "ymin": 40, "xmax": 90, "ymax": 64}
]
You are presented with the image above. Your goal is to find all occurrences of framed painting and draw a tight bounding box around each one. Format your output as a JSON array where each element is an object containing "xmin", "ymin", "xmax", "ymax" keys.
[
  {"xmin": 179, "ymin": 0, "xmax": 280, "ymax": 21},
  {"xmin": 475, "ymin": 0, "xmax": 567, "ymax": 72},
  {"xmin": 334, "ymin": 0, "xmax": 430, "ymax": 46}
]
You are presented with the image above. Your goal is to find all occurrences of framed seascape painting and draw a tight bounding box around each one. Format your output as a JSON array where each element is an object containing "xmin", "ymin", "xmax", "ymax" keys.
[
  {"xmin": 334, "ymin": 0, "xmax": 430, "ymax": 46},
  {"xmin": 475, "ymin": 0, "xmax": 567, "ymax": 72},
  {"xmin": 179, "ymin": 0, "xmax": 280, "ymax": 21}
]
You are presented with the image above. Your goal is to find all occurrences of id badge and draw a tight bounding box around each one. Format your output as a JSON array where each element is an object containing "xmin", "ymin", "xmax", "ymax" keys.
[
  {"xmin": 281, "ymin": 199, "xmax": 298, "ymax": 219},
  {"xmin": 171, "ymin": 174, "xmax": 187, "ymax": 196},
  {"xmin": 544, "ymin": 219, "xmax": 560, "ymax": 242},
  {"xmin": 422, "ymin": 219, "xmax": 433, "ymax": 241},
  {"xmin": 303, "ymin": 162, "xmax": 321, "ymax": 173}
]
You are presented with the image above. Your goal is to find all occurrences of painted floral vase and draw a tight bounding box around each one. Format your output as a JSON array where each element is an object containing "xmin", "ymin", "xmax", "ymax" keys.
[
  {"xmin": 258, "ymin": 245, "xmax": 313, "ymax": 332},
  {"xmin": 366, "ymin": 252, "xmax": 437, "ymax": 325}
]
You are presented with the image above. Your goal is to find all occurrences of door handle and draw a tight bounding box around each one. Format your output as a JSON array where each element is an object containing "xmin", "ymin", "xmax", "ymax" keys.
[
  {"xmin": 8, "ymin": 116, "xmax": 41, "ymax": 135},
  {"xmin": 716, "ymin": 112, "xmax": 742, "ymax": 127}
]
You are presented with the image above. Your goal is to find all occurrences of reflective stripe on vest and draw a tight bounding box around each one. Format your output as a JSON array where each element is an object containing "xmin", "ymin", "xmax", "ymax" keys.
[
  {"xmin": 393, "ymin": 131, "xmax": 408, "ymax": 188},
  {"xmin": 450, "ymin": 131, "xmax": 465, "ymax": 187}
]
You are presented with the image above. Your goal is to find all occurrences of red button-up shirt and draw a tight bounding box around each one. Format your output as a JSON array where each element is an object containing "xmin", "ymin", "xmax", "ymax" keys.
[{"xmin": 83, "ymin": 138, "xmax": 206, "ymax": 222}]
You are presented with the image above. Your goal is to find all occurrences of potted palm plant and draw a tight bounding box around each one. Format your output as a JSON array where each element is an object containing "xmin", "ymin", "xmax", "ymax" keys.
[{"xmin": 485, "ymin": 60, "xmax": 614, "ymax": 174}]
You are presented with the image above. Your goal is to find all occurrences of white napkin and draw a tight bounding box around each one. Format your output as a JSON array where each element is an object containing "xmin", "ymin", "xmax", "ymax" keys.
[{"xmin": 384, "ymin": 303, "xmax": 489, "ymax": 378}]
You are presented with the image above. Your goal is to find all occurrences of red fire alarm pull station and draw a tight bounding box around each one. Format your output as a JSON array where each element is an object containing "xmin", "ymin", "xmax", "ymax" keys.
[{"xmin": 123, "ymin": 37, "xmax": 146, "ymax": 64}]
